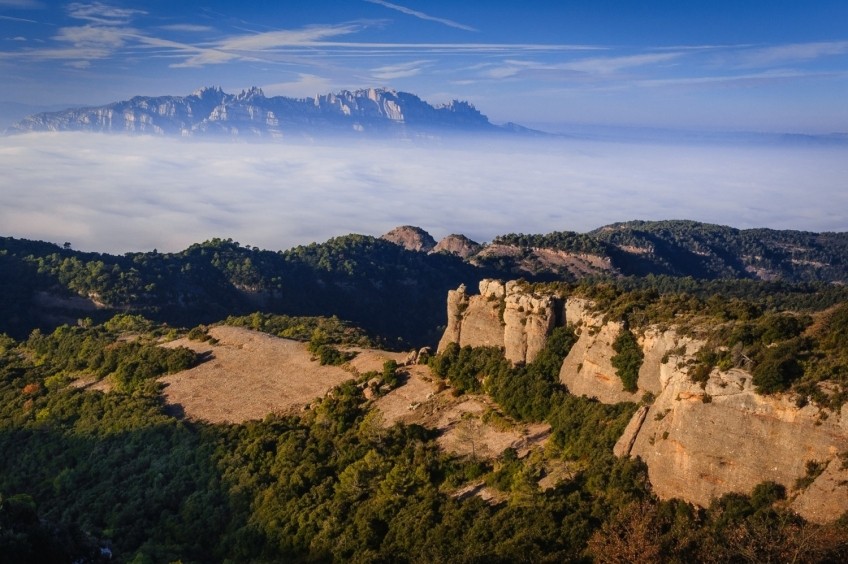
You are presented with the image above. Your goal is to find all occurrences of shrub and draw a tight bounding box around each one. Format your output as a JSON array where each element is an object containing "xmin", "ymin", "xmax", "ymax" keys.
[{"xmin": 612, "ymin": 329, "xmax": 643, "ymax": 393}]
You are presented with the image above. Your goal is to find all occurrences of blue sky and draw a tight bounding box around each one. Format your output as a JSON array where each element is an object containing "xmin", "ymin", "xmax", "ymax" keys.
[{"xmin": 1, "ymin": 1, "xmax": 847, "ymax": 132}]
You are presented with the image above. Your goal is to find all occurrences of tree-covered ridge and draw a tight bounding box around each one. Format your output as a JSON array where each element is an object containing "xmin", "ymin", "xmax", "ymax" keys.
[
  {"xmin": 3, "ymin": 218, "xmax": 848, "ymax": 346},
  {"xmin": 492, "ymin": 231, "xmax": 609, "ymax": 255},
  {"xmin": 0, "ymin": 234, "xmax": 491, "ymax": 346},
  {"xmin": 487, "ymin": 220, "xmax": 848, "ymax": 282},
  {"xmin": 590, "ymin": 219, "xmax": 848, "ymax": 281}
]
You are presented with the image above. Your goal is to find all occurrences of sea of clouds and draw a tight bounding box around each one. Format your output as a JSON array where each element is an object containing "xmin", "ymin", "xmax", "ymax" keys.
[{"xmin": 1, "ymin": 132, "xmax": 846, "ymax": 254}]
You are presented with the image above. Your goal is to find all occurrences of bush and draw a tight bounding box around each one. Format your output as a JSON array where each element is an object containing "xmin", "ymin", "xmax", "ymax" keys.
[
  {"xmin": 752, "ymin": 338, "xmax": 805, "ymax": 394},
  {"xmin": 612, "ymin": 329, "xmax": 643, "ymax": 393}
]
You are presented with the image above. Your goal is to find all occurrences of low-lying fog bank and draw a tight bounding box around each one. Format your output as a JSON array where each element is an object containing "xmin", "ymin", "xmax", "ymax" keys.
[{"xmin": 1, "ymin": 132, "xmax": 846, "ymax": 253}]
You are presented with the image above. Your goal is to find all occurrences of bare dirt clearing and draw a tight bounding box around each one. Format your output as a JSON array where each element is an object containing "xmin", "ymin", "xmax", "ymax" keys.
[
  {"xmin": 159, "ymin": 325, "xmax": 549, "ymax": 459},
  {"xmin": 159, "ymin": 326, "xmax": 401, "ymax": 424},
  {"xmin": 375, "ymin": 366, "xmax": 550, "ymax": 458}
]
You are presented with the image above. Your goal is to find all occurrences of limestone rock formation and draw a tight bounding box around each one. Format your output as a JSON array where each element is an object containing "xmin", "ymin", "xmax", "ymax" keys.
[
  {"xmin": 432, "ymin": 234, "xmax": 482, "ymax": 258},
  {"xmin": 436, "ymin": 283, "xmax": 848, "ymax": 522},
  {"xmin": 436, "ymin": 283, "xmax": 469, "ymax": 353},
  {"xmin": 560, "ymin": 300, "xmax": 639, "ymax": 403},
  {"xmin": 436, "ymin": 279, "xmax": 562, "ymax": 365},
  {"xmin": 614, "ymin": 365, "xmax": 848, "ymax": 523},
  {"xmin": 502, "ymin": 281, "xmax": 558, "ymax": 364},
  {"xmin": 380, "ymin": 226, "xmax": 437, "ymax": 252}
]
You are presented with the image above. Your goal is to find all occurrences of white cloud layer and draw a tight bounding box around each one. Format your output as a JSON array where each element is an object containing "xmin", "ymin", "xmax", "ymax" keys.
[{"xmin": 0, "ymin": 132, "xmax": 846, "ymax": 254}]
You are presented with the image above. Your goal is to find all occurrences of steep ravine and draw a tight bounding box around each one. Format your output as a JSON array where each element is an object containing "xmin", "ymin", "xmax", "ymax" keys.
[{"xmin": 439, "ymin": 280, "xmax": 848, "ymax": 522}]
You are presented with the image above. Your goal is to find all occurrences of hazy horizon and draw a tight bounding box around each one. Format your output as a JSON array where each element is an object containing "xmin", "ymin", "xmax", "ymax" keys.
[{"xmin": 2, "ymin": 131, "xmax": 845, "ymax": 254}]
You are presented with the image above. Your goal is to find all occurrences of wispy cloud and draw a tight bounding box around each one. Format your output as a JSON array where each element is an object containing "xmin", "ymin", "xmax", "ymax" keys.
[
  {"xmin": 159, "ymin": 23, "xmax": 364, "ymax": 67},
  {"xmin": 481, "ymin": 52, "xmax": 684, "ymax": 80},
  {"xmin": 371, "ymin": 60, "xmax": 430, "ymax": 80},
  {"xmin": 738, "ymin": 40, "xmax": 848, "ymax": 67},
  {"xmin": 0, "ymin": 0, "xmax": 42, "ymax": 7},
  {"xmin": 262, "ymin": 73, "xmax": 338, "ymax": 98},
  {"xmin": 365, "ymin": 0, "xmax": 477, "ymax": 32},
  {"xmin": 159, "ymin": 24, "xmax": 214, "ymax": 33},
  {"xmin": 0, "ymin": 14, "xmax": 38, "ymax": 23},
  {"xmin": 66, "ymin": 2, "xmax": 145, "ymax": 25},
  {"xmin": 0, "ymin": 3, "xmax": 144, "ymax": 67},
  {"xmin": 634, "ymin": 69, "xmax": 847, "ymax": 89},
  {"xmin": 561, "ymin": 52, "xmax": 684, "ymax": 74},
  {"xmin": 2, "ymin": 133, "xmax": 845, "ymax": 254}
]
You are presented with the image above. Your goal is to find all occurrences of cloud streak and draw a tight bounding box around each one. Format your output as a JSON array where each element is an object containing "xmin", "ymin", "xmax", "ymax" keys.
[
  {"xmin": 0, "ymin": 14, "xmax": 37, "ymax": 23},
  {"xmin": 365, "ymin": 0, "xmax": 477, "ymax": 32},
  {"xmin": 0, "ymin": 133, "xmax": 845, "ymax": 254}
]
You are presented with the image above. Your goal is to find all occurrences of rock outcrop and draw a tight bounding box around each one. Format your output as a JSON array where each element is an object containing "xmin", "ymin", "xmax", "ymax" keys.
[
  {"xmin": 558, "ymin": 299, "xmax": 697, "ymax": 403},
  {"xmin": 437, "ymin": 279, "xmax": 562, "ymax": 365},
  {"xmin": 614, "ymin": 364, "xmax": 848, "ymax": 523},
  {"xmin": 432, "ymin": 234, "xmax": 482, "ymax": 258},
  {"xmin": 436, "ymin": 282, "xmax": 848, "ymax": 522},
  {"xmin": 555, "ymin": 301, "xmax": 848, "ymax": 523},
  {"xmin": 380, "ymin": 226, "xmax": 437, "ymax": 253}
]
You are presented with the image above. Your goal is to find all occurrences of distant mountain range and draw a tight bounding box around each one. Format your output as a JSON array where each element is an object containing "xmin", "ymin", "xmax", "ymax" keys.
[
  {"xmin": 5, "ymin": 86, "xmax": 539, "ymax": 139},
  {"xmin": 7, "ymin": 86, "xmax": 846, "ymax": 144}
]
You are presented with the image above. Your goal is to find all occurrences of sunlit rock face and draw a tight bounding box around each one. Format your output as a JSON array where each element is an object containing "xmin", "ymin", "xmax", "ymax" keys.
[
  {"xmin": 437, "ymin": 279, "xmax": 563, "ymax": 366},
  {"xmin": 437, "ymin": 280, "xmax": 848, "ymax": 524},
  {"xmin": 560, "ymin": 297, "xmax": 848, "ymax": 524},
  {"xmin": 380, "ymin": 226, "xmax": 437, "ymax": 253},
  {"xmin": 432, "ymin": 234, "xmax": 482, "ymax": 259}
]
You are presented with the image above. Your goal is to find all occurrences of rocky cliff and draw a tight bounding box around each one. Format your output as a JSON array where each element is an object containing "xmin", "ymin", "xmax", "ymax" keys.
[
  {"xmin": 437, "ymin": 282, "xmax": 848, "ymax": 522},
  {"xmin": 432, "ymin": 234, "xmax": 482, "ymax": 258},
  {"xmin": 557, "ymin": 298, "xmax": 848, "ymax": 523},
  {"xmin": 436, "ymin": 279, "xmax": 562, "ymax": 365}
]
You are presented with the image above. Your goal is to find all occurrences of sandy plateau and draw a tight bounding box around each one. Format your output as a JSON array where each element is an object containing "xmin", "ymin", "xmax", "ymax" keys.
[{"xmin": 159, "ymin": 326, "xmax": 548, "ymax": 459}]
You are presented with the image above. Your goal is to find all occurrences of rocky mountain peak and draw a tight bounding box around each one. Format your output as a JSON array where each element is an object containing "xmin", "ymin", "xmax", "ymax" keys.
[
  {"xmin": 235, "ymin": 86, "xmax": 265, "ymax": 101},
  {"xmin": 432, "ymin": 234, "xmax": 482, "ymax": 258},
  {"xmin": 191, "ymin": 85, "xmax": 224, "ymax": 97},
  {"xmin": 380, "ymin": 226, "xmax": 437, "ymax": 253}
]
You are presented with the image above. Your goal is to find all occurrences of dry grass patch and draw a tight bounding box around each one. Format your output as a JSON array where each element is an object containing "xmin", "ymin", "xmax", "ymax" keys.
[{"xmin": 160, "ymin": 326, "xmax": 357, "ymax": 423}]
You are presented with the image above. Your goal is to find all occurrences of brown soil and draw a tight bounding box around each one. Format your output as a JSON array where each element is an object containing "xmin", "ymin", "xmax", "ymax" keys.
[{"xmin": 159, "ymin": 326, "xmax": 401, "ymax": 424}]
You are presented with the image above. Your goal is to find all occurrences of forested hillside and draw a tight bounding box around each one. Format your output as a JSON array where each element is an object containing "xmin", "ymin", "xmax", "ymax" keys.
[
  {"xmin": 3, "ymin": 312, "xmax": 847, "ymax": 561},
  {"xmin": 3, "ymin": 220, "xmax": 847, "ymax": 349},
  {"xmin": 492, "ymin": 220, "xmax": 848, "ymax": 281},
  {"xmin": 0, "ymin": 235, "xmax": 493, "ymax": 346}
]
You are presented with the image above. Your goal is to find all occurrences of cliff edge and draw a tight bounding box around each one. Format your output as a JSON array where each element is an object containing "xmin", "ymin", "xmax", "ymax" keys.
[{"xmin": 436, "ymin": 281, "xmax": 848, "ymax": 522}]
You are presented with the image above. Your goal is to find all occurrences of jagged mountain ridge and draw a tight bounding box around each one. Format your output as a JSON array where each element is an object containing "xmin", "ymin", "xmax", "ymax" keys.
[{"xmin": 6, "ymin": 86, "xmax": 510, "ymax": 138}]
